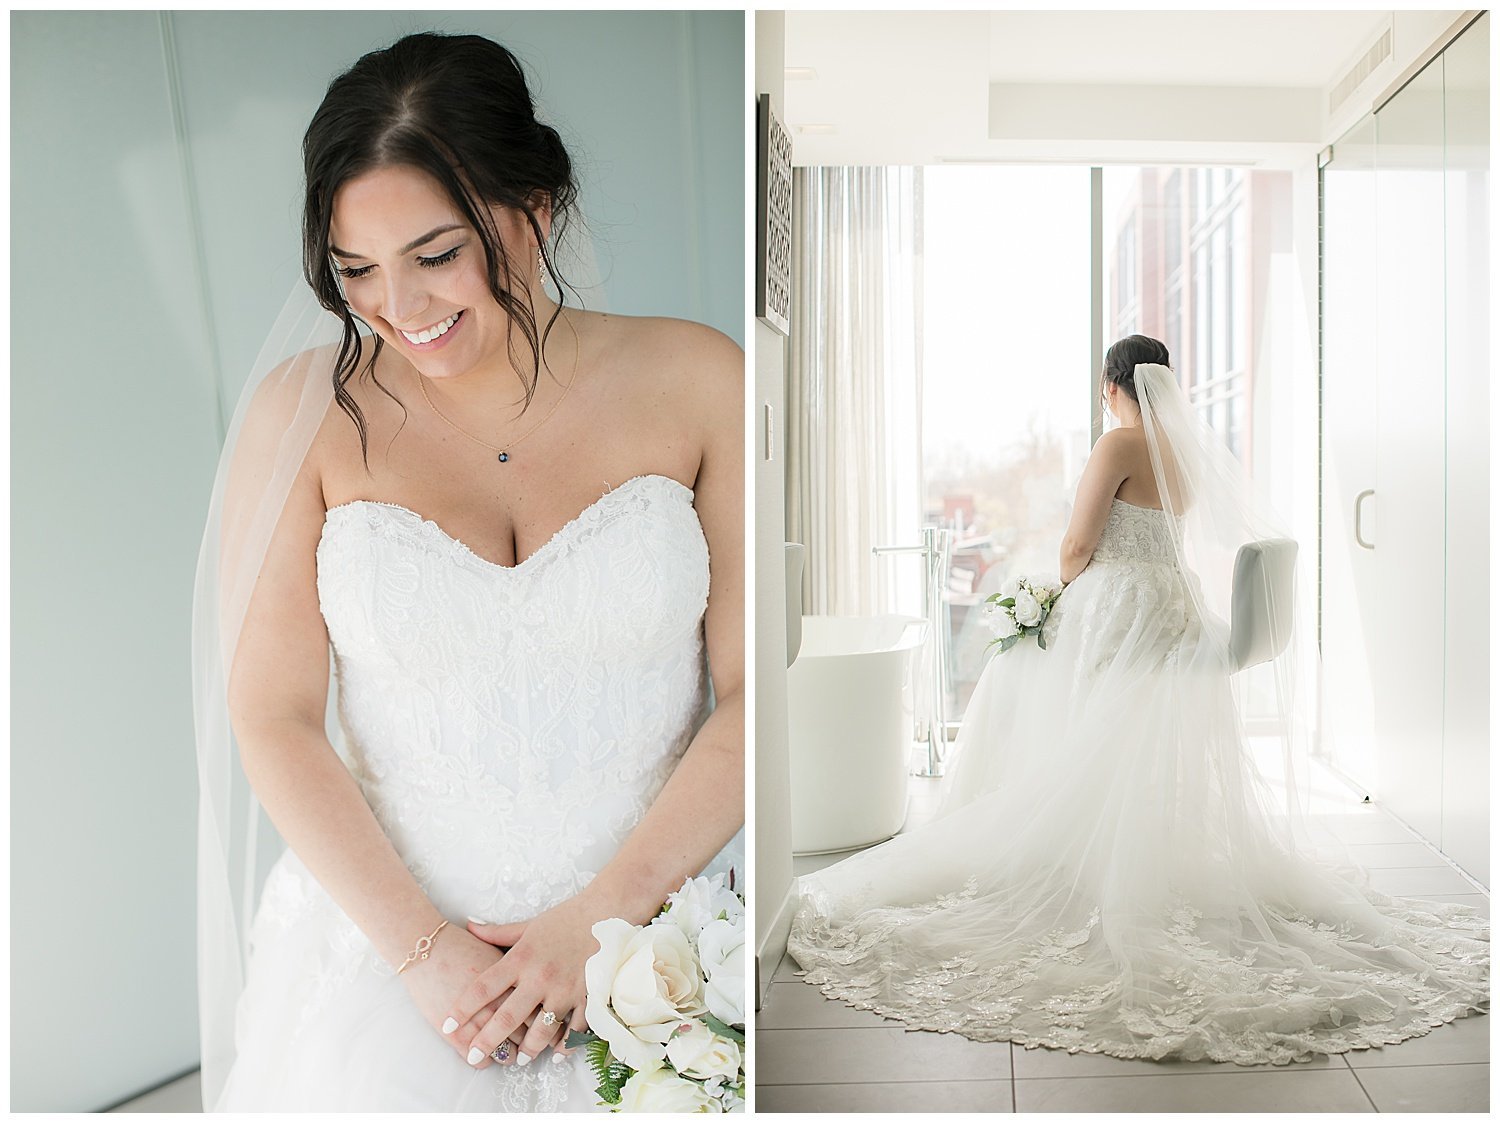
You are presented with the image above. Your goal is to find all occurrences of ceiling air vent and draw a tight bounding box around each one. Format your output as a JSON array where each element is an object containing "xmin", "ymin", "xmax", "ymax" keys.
[{"xmin": 1329, "ymin": 23, "xmax": 1393, "ymax": 115}]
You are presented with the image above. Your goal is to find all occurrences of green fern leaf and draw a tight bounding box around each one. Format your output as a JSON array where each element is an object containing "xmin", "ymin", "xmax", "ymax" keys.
[{"xmin": 585, "ymin": 1037, "xmax": 614, "ymax": 1085}]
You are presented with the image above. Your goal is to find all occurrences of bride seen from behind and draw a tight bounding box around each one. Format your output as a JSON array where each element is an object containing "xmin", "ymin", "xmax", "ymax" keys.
[
  {"xmin": 789, "ymin": 334, "xmax": 1487, "ymax": 1065},
  {"xmin": 193, "ymin": 32, "xmax": 743, "ymax": 1111}
]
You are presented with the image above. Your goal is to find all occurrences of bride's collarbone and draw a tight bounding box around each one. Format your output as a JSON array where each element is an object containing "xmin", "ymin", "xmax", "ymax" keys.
[{"xmin": 314, "ymin": 363, "xmax": 698, "ymax": 564}]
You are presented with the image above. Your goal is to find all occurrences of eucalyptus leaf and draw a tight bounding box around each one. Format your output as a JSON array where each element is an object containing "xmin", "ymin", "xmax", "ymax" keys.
[
  {"xmin": 703, "ymin": 1013, "xmax": 746, "ymax": 1044},
  {"xmin": 566, "ymin": 1029, "xmax": 600, "ymax": 1050}
]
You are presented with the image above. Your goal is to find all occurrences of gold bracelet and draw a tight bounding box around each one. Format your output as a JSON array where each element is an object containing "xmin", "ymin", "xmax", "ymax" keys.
[{"xmin": 395, "ymin": 919, "xmax": 449, "ymax": 976}]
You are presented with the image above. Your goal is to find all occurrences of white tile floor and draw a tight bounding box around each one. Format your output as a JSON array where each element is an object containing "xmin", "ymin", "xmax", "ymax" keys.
[{"xmin": 758, "ymin": 746, "xmax": 1490, "ymax": 1114}]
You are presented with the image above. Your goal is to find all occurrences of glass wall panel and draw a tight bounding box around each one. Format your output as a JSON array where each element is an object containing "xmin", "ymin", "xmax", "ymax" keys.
[
  {"xmin": 1321, "ymin": 16, "xmax": 1488, "ymax": 884},
  {"xmin": 1321, "ymin": 115, "xmax": 1381, "ymax": 782},
  {"xmin": 1439, "ymin": 13, "xmax": 1489, "ymax": 882},
  {"xmin": 1371, "ymin": 53, "xmax": 1448, "ymax": 844}
]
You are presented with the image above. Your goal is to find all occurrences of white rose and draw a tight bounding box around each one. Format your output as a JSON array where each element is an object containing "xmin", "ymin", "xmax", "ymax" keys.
[
  {"xmin": 1013, "ymin": 589, "xmax": 1043, "ymax": 627},
  {"xmin": 989, "ymin": 609, "xmax": 1020, "ymax": 640},
  {"xmin": 616, "ymin": 1059, "xmax": 717, "ymax": 1113},
  {"xmin": 656, "ymin": 874, "xmax": 744, "ymax": 946},
  {"xmin": 697, "ymin": 918, "xmax": 746, "ymax": 1027},
  {"xmin": 665, "ymin": 1019, "xmax": 743, "ymax": 1082},
  {"xmin": 585, "ymin": 918, "xmax": 709, "ymax": 1071},
  {"xmin": 998, "ymin": 576, "xmax": 1021, "ymax": 601}
]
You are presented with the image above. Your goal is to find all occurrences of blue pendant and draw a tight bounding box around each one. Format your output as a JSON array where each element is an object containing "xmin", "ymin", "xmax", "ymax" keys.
[{"xmin": 498, "ymin": 452, "xmax": 509, "ymax": 463}]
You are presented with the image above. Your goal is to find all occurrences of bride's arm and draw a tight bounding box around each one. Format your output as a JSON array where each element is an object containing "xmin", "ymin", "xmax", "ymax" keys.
[
  {"xmin": 1059, "ymin": 429, "xmax": 1131, "ymax": 583},
  {"xmin": 226, "ymin": 431, "xmax": 515, "ymax": 1067},
  {"xmin": 579, "ymin": 327, "xmax": 746, "ymax": 922},
  {"xmin": 443, "ymin": 323, "xmax": 746, "ymax": 1067}
]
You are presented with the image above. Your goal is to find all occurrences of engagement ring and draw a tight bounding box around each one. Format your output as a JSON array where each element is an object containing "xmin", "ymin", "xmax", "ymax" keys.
[{"xmin": 540, "ymin": 1010, "xmax": 558, "ymax": 1026}]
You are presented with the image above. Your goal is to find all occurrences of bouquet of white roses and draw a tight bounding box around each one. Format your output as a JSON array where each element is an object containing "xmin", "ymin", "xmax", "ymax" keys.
[
  {"xmin": 982, "ymin": 574, "xmax": 1064, "ymax": 654},
  {"xmin": 574, "ymin": 872, "xmax": 746, "ymax": 1112}
]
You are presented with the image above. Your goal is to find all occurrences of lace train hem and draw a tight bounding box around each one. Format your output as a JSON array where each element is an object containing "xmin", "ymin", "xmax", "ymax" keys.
[{"xmin": 787, "ymin": 882, "xmax": 1489, "ymax": 1068}]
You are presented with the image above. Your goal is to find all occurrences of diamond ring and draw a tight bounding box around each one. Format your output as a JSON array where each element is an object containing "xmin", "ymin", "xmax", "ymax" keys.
[{"xmin": 540, "ymin": 1010, "xmax": 558, "ymax": 1026}]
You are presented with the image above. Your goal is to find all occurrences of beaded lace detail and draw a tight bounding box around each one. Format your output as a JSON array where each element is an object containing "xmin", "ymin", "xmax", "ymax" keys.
[
  {"xmin": 1089, "ymin": 497, "xmax": 1181, "ymax": 566},
  {"xmin": 791, "ymin": 877, "xmax": 1487, "ymax": 1064}
]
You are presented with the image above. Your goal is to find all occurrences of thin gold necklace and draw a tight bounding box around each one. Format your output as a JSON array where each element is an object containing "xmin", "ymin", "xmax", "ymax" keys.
[{"xmin": 416, "ymin": 320, "xmax": 579, "ymax": 464}]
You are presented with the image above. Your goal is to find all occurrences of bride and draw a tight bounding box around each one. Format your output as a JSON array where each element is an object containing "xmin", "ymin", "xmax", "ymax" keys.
[
  {"xmin": 191, "ymin": 32, "xmax": 743, "ymax": 1111},
  {"xmin": 789, "ymin": 335, "xmax": 1487, "ymax": 1064}
]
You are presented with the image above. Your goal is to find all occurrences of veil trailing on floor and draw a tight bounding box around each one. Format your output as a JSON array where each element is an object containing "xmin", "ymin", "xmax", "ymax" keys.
[
  {"xmin": 789, "ymin": 361, "xmax": 1487, "ymax": 1063},
  {"xmin": 191, "ymin": 218, "xmax": 605, "ymax": 1106}
]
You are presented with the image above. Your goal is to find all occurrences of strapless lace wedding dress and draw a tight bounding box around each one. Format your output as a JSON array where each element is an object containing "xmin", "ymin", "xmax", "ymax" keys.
[
  {"xmin": 790, "ymin": 496, "xmax": 1488, "ymax": 1065},
  {"xmin": 215, "ymin": 474, "xmax": 712, "ymax": 1111}
]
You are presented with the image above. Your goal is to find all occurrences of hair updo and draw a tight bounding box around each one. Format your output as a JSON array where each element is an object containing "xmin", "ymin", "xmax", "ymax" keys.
[
  {"xmin": 1101, "ymin": 334, "xmax": 1171, "ymax": 405},
  {"xmin": 301, "ymin": 31, "xmax": 581, "ymax": 469}
]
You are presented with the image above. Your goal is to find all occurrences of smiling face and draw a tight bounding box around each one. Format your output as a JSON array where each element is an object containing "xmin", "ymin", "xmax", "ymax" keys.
[{"xmin": 327, "ymin": 163, "xmax": 547, "ymax": 380}]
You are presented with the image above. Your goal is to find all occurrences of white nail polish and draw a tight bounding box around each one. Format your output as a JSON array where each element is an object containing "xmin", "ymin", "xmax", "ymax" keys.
[
  {"xmin": 467, "ymin": 1046, "xmax": 485, "ymax": 1066},
  {"xmin": 551, "ymin": 1053, "xmax": 565, "ymax": 1064},
  {"xmin": 442, "ymin": 1017, "xmax": 459, "ymax": 1035},
  {"xmin": 517, "ymin": 1053, "xmax": 532, "ymax": 1067},
  {"xmin": 466, "ymin": 915, "xmax": 489, "ymax": 925}
]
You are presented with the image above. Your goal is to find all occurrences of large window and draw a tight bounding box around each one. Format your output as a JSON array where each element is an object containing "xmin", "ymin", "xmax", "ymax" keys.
[
  {"xmin": 922, "ymin": 167, "xmax": 1092, "ymax": 721},
  {"xmin": 921, "ymin": 164, "xmax": 1284, "ymax": 729},
  {"xmin": 1106, "ymin": 166, "xmax": 1249, "ymax": 460}
]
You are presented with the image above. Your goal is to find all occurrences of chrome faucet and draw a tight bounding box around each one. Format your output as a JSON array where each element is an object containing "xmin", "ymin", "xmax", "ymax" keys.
[{"xmin": 873, "ymin": 526, "xmax": 954, "ymax": 777}]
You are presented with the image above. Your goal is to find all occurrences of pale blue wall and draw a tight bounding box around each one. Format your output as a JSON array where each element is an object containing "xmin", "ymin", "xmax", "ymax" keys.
[{"xmin": 10, "ymin": 10, "xmax": 743, "ymax": 1111}]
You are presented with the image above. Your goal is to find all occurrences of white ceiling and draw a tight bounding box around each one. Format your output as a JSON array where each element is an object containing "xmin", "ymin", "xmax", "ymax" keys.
[
  {"xmin": 780, "ymin": 10, "xmax": 1460, "ymax": 168},
  {"xmin": 986, "ymin": 11, "xmax": 1390, "ymax": 87}
]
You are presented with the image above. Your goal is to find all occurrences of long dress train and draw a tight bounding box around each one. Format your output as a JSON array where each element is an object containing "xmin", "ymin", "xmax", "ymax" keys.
[{"xmin": 789, "ymin": 496, "xmax": 1488, "ymax": 1065}]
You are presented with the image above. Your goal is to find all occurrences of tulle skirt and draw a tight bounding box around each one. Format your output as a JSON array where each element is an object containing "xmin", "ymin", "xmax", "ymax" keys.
[
  {"xmin": 789, "ymin": 557, "xmax": 1489, "ymax": 1064},
  {"xmin": 214, "ymin": 849, "xmax": 605, "ymax": 1112}
]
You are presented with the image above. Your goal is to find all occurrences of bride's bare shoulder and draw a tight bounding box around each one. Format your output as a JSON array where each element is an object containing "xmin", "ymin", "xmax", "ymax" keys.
[
  {"xmin": 578, "ymin": 308, "xmax": 742, "ymax": 422},
  {"xmin": 237, "ymin": 339, "xmax": 345, "ymax": 435},
  {"xmin": 597, "ymin": 310, "xmax": 740, "ymax": 374}
]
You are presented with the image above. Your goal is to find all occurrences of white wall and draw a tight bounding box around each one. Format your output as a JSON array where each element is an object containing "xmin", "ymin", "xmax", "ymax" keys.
[
  {"xmin": 751, "ymin": 10, "xmax": 796, "ymax": 1007},
  {"xmin": 10, "ymin": 11, "xmax": 743, "ymax": 1111}
]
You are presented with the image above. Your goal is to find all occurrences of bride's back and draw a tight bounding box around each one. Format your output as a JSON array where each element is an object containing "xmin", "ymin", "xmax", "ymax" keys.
[{"xmin": 1112, "ymin": 427, "xmax": 1189, "ymax": 516}]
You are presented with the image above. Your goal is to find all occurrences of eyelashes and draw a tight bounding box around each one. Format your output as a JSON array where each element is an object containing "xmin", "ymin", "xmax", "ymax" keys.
[{"xmin": 332, "ymin": 245, "xmax": 464, "ymax": 280}]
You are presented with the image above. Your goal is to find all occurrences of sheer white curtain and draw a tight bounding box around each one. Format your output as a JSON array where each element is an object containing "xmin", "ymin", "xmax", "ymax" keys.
[{"xmin": 786, "ymin": 166, "xmax": 924, "ymax": 617}]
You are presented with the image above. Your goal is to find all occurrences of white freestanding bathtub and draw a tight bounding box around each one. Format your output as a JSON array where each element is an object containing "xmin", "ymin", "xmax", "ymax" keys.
[{"xmin": 788, "ymin": 614, "xmax": 928, "ymax": 854}]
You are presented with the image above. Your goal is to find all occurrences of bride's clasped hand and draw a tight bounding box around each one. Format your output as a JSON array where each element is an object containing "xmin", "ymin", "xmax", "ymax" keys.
[{"xmin": 436, "ymin": 887, "xmax": 647, "ymax": 1068}]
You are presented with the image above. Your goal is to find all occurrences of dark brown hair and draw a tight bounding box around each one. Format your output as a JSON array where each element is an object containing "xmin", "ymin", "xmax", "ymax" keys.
[
  {"xmin": 301, "ymin": 32, "xmax": 580, "ymax": 468},
  {"xmin": 1102, "ymin": 334, "xmax": 1171, "ymax": 404}
]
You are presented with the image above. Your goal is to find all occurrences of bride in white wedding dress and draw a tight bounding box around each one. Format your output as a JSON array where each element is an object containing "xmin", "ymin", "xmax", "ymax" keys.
[
  {"xmin": 192, "ymin": 33, "xmax": 743, "ymax": 1111},
  {"xmin": 789, "ymin": 335, "xmax": 1487, "ymax": 1065}
]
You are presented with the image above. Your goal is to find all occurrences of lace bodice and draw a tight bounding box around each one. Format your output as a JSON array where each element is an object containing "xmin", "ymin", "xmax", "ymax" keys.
[
  {"xmin": 231, "ymin": 473, "xmax": 709, "ymax": 1112},
  {"xmin": 252, "ymin": 473, "xmax": 708, "ymax": 946},
  {"xmin": 1089, "ymin": 496, "xmax": 1182, "ymax": 567},
  {"xmin": 312, "ymin": 472, "xmax": 710, "ymax": 920}
]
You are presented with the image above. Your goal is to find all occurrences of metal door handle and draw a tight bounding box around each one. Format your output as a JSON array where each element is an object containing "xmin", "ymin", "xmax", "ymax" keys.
[{"xmin": 1354, "ymin": 489, "xmax": 1374, "ymax": 550}]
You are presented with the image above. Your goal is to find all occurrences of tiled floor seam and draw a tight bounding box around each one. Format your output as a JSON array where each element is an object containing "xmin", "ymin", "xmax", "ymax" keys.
[
  {"xmin": 1010, "ymin": 1044, "xmax": 1018, "ymax": 1112},
  {"xmin": 1346, "ymin": 1063, "xmax": 1381, "ymax": 1112}
]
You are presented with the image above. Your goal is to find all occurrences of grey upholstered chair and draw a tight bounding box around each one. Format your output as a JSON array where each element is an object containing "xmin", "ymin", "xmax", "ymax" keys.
[{"xmin": 1227, "ymin": 538, "xmax": 1298, "ymax": 672}]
